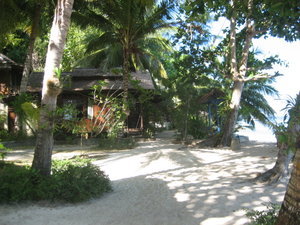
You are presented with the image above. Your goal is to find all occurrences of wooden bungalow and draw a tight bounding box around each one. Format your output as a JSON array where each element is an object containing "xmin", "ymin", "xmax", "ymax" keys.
[
  {"xmin": 198, "ymin": 88, "xmax": 225, "ymax": 131},
  {"xmin": 0, "ymin": 54, "xmax": 23, "ymax": 133},
  {"xmin": 26, "ymin": 68, "xmax": 155, "ymax": 135}
]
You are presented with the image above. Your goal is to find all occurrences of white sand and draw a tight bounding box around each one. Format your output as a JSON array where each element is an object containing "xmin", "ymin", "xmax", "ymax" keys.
[{"xmin": 0, "ymin": 133, "xmax": 288, "ymax": 225}]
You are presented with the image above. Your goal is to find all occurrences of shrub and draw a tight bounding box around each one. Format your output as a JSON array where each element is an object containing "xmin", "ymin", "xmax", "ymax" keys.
[
  {"xmin": 0, "ymin": 143, "xmax": 10, "ymax": 160},
  {"xmin": 244, "ymin": 203, "xmax": 280, "ymax": 225},
  {"xmin": 0, "ymin": 158, "xmax": 112, "ymax": 203},
  {"xmin": 51, "ymin": 158, "xmax": 112, "ymax": 202}
]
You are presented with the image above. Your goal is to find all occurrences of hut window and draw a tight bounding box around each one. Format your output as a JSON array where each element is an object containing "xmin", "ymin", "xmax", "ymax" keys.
[{"xmin": 87, "ymin": 100, "xmax": 93, "ymax": 119}]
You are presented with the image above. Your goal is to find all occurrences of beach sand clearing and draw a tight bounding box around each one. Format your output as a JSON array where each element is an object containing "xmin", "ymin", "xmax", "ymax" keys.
[{"xmin": 0, "ymin": 133, "xmax": 288, "ymax": 225}]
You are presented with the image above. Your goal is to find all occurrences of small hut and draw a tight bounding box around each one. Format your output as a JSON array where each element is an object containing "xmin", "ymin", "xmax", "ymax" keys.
[
  {"xmin": 26, "ymin": 68, "xmax": 155, "ymax": 134},
  {"xmin": 0, "ymin": 54, "xmax": 23, "ymax": 133},
  {"xmin": 198, "ymin": 88, "xmax": 225, "ymax": 131}
]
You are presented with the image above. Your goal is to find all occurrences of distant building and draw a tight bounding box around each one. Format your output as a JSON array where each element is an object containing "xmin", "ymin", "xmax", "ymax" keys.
[{"xmin": 0, "ymin": 54, "xmax": 23, "ymax": 133}]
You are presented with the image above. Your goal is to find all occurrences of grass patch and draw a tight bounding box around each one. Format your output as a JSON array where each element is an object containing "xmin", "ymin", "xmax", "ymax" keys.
[
  {"xmin": 244, "ymin": 203, "xmax": 280, "ymax": 225},
  {"xmin": 98, "ymin": 137, "xmax": 136, "ymax": 150},
  {"xmin": 0, "ymin": 158, "xmax": 112, "ymax": 203}
]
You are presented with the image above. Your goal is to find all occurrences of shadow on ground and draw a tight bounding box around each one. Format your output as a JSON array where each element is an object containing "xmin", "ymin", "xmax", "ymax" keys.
[{"xmin": 0, "ymin": 135, "xmax": 286, "ymax": 225}]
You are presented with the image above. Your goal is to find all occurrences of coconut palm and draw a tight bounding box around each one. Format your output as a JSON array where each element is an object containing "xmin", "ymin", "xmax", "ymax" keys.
[
  {"xmin": 238, "ymin": 76, "xmax": 278, "ymax": 129},
  {"xmin": 275, "ymin": 93, "xmax": 300, "ymax": 224},
  {"xmin": 73, "ymin": 0, "xmax": 173, "ymax": 103}
]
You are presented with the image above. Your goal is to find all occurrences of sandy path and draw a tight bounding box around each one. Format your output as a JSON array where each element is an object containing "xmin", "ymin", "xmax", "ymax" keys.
[{"xmin": 0, "ymin": 135, "xmax": 288, "ymax": 225}]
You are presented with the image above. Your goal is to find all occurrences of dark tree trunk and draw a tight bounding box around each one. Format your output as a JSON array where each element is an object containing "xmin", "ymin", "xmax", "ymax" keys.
[
  {"xmin": 19, "ymin": 3, "xmax": 42, "ymax": 93},
  {"xmin": 122, "ymin": 45, "xmax": 130, "ymax": 112}
]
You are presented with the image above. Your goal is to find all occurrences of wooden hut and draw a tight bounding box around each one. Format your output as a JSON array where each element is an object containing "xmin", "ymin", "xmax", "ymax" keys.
[
  {"xmin": 26, "ymin": 68, "xmax": 155, "ymax": 135},
  {"xmin": 198, "ymin": 89, "xmax": 225, "ymax": 131},
  {"xmin": 0, "ymin": 54, "xmax": 23, "ymax": 133}
]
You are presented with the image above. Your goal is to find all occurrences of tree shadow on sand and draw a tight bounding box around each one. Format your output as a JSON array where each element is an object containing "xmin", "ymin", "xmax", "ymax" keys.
[{"xmin": 0, "ymin": 139, "xmax": 287, "ymax": 225}]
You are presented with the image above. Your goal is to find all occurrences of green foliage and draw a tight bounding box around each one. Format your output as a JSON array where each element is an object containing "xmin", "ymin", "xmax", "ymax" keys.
[
  {"xmin": 73, "ymin": 0, "xmax": 173, "ymax": 83},
  {"xmin": 62, "ymin": 24, "xmax": 97, "ymax": 71},
  {"xmin": 0, "ymin": 143, "xmax": 10, "ymax": 161},
  {"xmin": 98, "ymin": 137, "xmax": 136, "ymax": 150},
  {"xmin": 88, "ymin": 81, "xmax": 126, "ymax": 138},
  {"xmin": 273, "ymin": 93, "xmax": 300, "ymax": 152},
  {"xmin": 11, "ymin": 93, "xmax": 38, "ymax": 134},
  {"xmin": 244, "ymin": 203, "xmax": 280, "ymax": 225},
  {"xmin": 189, "ymin": 0, "xmax": 300, "ymax": 41},
  {"xmin": 166, "ymin": 19, "xmax": 216, "ymax": 140},
  {"xmin": 21, "ymin": 101, "xmax": 40, "ymax": 132},
  {"xmin": 0, "ymin": 130, "xmax": 29, "ymax": 142},
  {"xmin": 0, "ymin": 158, "xmax": 112, "ymax": 203}
]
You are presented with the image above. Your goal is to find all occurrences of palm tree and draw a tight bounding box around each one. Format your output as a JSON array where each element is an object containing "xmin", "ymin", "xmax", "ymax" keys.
[
  {"xmin": 275, "ymin": 93, "xmax": 300, "ymax": 225},
  {"xmin": 238, "ymin": 76, "xmax": 278, "ymax": 129},
  {"xmin": 73, "ymin": 0, "xmax": 173, "ymax": 105},
  {"xmin": 32, "ymin": 0, "xmax": 74, "ymax": 176}
]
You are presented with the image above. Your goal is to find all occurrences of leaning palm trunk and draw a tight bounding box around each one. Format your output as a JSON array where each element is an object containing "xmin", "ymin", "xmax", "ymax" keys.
[
  {"xmin": 255, "ymin": 93, "xmax": 300, "ymax": 184},
  {"xmin": 19, "ymin": 3, "xmax": 42, "ymax": 93},
  {"xmin": 275, "ymin": 93, "xmax": 300, "ymax": 224},
  {"xmin": 275, "ymin": 146, "xmax": 300, "ymax": 225},
  {"xmin": 32, "ymin": 0, "xmax": 74, "ymax": 176},
  {"xmin": 254, "ymin": 143, "xmax": 293, "ymax": 184}
]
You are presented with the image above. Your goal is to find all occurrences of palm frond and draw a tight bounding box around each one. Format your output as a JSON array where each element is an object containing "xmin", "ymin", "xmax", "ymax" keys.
[{"xmin": 85, "ymin": 32, "xmax": 118, "ymax": 53}]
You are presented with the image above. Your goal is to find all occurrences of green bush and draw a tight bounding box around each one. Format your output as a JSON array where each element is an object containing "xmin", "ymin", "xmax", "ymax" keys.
[
  {"xmin": 98, "ymin": 137, "xmax": 136, "ymax": 150},
  {"xmin": 0, "ymin": 158, "xmax": 112, "ymax": 203},
  {"xmin": 244, "ymin": 203, "xmax": 280, "ymax": 225}
]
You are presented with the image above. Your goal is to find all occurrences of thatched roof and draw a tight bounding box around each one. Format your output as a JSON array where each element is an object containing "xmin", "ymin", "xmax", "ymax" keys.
[
  {"xmin": 0, "ymin": 53, "xmax": 20, "ymax": 69},
  {"xmin": 26, "ymin": 69, "xmax": 155, "ymax": 92},
  {"xmin": 198, "ymin": 89, "xmax": 225, "ymax": 104}
]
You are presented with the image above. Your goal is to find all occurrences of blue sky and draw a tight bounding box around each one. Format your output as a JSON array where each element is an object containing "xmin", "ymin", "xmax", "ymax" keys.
[{"xmin": 253, "ymin": 37, "xmax": 300, "ymax": 120}]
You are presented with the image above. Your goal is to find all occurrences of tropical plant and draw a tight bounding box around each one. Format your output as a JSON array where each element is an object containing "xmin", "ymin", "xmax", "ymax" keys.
[
  {"xmin": 276, "ymin": 92, "xmax": 300, "ymax": 224},
  {"xmin": 73, "ymin": 0, "xmax": 173, "ymax": 106},
  {"xmin": 187, "ymin": 0, "xmax": 299, "ymax": 146},
  {"xmin": 244, "ymin": 203, "xmax": 280, "ymax": 225},
  {"xmin": 0, "ymin": 158, "xmax": 112, "ymax": 203}
]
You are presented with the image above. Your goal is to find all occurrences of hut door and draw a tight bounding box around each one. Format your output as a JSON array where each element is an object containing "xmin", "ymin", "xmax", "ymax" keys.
[{"xmin": 8, "ymin": 107, "xmax": 16, "ymax": 133}]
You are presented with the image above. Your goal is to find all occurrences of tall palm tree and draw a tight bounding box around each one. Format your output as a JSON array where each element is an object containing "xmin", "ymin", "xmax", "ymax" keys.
[{"xmin": 73, "ymin": 0, "xmax": 173, "ymax": 105}]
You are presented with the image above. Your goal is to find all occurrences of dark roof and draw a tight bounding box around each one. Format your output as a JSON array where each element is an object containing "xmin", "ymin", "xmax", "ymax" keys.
[
  {"xmin": 27, "ymin": 69, "xmax": 155, "ymax": 92},
  {"xmin": 198, "ymin": 89, "xmax": 225, "ymax": 104},
  {"xmin": 0, "ymin": 53, "xmax": 20, "ymax": 69},
  {"xmin": 71, "ymin": 68, "xmax": 122, "ymax": 77}
]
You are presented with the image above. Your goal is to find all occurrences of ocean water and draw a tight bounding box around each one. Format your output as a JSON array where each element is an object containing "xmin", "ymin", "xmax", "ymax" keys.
[{"xmin": 238, "ymin": 122, "xmax": 277, "ymax": 143}]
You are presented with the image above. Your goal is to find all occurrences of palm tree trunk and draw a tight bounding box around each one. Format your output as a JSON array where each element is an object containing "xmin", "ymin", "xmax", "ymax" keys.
[
  {"xmin": 32, "ymin": 0, "xmax": 74, "ymax": 176},
  {"xmin": 122, "ymin": 46, "xmax": 130, "ymax": 114},
  {"xmin": 254, "ymin": 143, "xmax": 293, "ymax": 184},
  {"xmin": 19, "ymin": 3, "xmax": 42, "ymax": 93},
  {"xmin": 276, "ymin": 146, "xmax": 300, "ymax": 225}
]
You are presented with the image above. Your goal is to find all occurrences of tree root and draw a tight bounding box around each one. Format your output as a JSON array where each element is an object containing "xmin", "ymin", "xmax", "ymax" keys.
[{"xmin": 252, "ymin": 168, "xmax": 284, "ymax": 185}]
